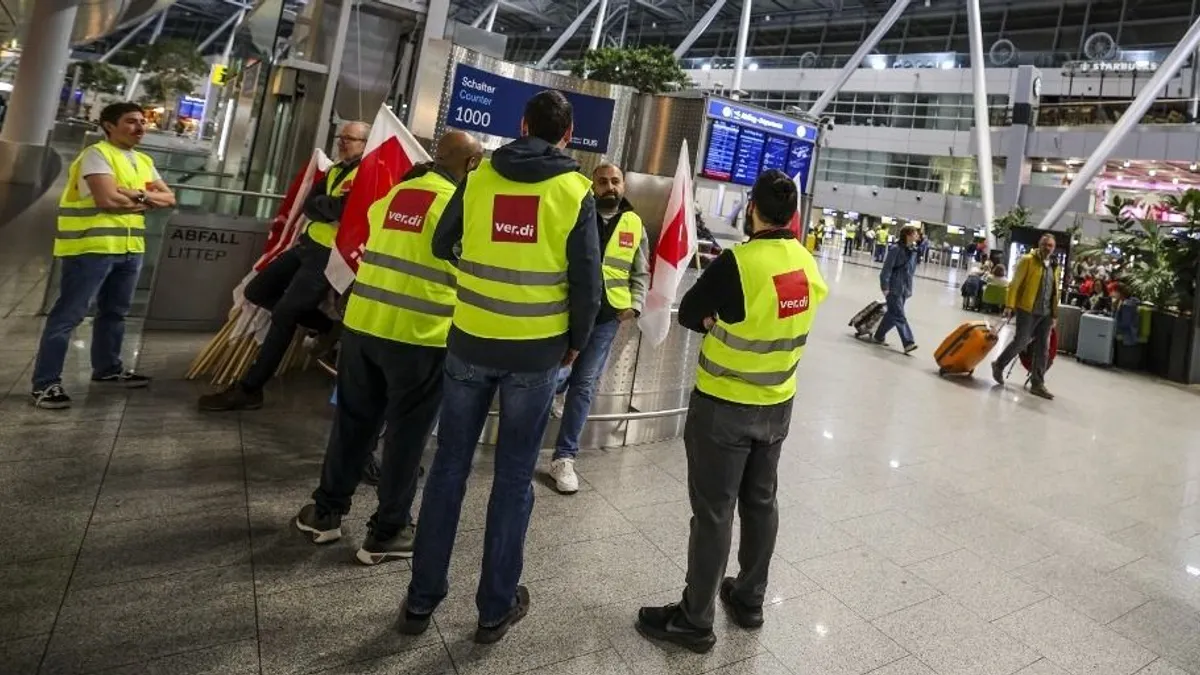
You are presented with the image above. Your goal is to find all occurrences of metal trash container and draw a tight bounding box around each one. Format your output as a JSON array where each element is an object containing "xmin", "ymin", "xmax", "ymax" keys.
[{"xmin": 144, "ymin": 212, "xmax": 270, "ymax": 331}]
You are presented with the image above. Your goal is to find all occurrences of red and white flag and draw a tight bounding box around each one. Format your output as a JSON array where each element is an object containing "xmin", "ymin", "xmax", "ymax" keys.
[
  {"xmin": 639, "ymin": 141, "xmax": 697, "ymax": 346},
  {"xmin": 325, "ymin": 104, "xmax": 432, "ymax": 292},
  {"xmin": 254, "ymin": 148, "xmax": 332, "ymax": 272}
]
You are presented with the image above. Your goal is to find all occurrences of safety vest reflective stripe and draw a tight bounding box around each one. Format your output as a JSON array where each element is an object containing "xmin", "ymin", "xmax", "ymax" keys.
[
  {"xmin": 603, "ymin": 278, "xmax": 628, "ymax": 290},
  {"xmin": 352, "ymin": 281, "xmax": 455, "ymax": 317},
  {"xmin": 698, "ymin": 353, "xmax": 798, "ymax": 387},
  {"xmin": 602, "ymin": 255, "xmax": 632, "ymax": 272},
  {"xmin": 306, "ymin": 164, "xmax": 359, "ymax": 248},
  {"xmin": 55, "ymin": 226, "xmax": 140, "ymax": 240},
  {"xmin": 456, "ymin": 286, "xmax": 569, "ymax": 317},
  {"xmin": 458, "ymin": 260, "xmax": 566, "ymax": 286},
  {"xmin": 360, "ymin": 250, "xmax": 456, "ymax": 288},
  {"xmin": 58, "ymin": 207, "xmax": 107, "ymax": 217},
  {"xmin": 708, "ymin": 325, "xmax": 808, "ymax": 354}
]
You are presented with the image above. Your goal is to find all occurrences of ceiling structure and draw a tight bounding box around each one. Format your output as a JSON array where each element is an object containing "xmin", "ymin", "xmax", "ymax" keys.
[{"xmin": 64, "ymin": 0, "xmax": 1199, "ymax": 67}]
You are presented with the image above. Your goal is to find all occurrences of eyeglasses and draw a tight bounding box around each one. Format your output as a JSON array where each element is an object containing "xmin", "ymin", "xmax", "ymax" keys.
[{"xmin": 336, "ymin": 135, "xmax": 366, "ymax": 142}]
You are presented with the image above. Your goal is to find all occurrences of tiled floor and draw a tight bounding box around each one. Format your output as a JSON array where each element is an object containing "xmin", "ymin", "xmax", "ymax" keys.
[{"xmin": 3, "ymin": 250, "xmax": 1200, "ymax": 675}]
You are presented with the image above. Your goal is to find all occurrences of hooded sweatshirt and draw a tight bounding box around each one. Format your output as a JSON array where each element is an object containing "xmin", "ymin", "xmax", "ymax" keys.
[{"xmin": 432, "ymin": 136, "xmax": 602, "ymax": 372}]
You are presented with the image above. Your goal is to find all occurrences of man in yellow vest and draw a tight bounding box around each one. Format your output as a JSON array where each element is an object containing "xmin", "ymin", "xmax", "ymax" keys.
[
  {"xmin": 546, "ymin": 162, "xmax": 648, "ymax": 494},
  {"xmin": 199, "ymin": 121, "xmax": 369, "ymax": 411},
  {"xmin": 31, "ymin": 102, "xmax": 176, "ymax": 409},
  {"xmin": 292, "ymin": 130, "xmax": 483, "ymax": 563},
  {"xmin": 636, "ymin": 169, "xmax": 828, "ymax": 653},
  {"xmin": 401, "ymin": 91, "xmax": 601, "ymax": 644},
  {"xmin": 842, "ymin": 223, "xmax": 856, "ymax": 256}
]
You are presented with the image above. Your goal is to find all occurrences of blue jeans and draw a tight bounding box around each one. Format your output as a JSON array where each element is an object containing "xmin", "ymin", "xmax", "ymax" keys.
[
  {"xmin": 406, "ymin": 351, "xmax": 558, "ymax": 626},
  {"xmin": 553, "ymin": 319, "xmax": 621, "ymax": 460},
  {"xmin": 874, "ymin": 293, "xmax": 915, "ymax": 347},
  {"xmin": 33, "ymin": 253, "xmax": 142, "ymax": 390}
]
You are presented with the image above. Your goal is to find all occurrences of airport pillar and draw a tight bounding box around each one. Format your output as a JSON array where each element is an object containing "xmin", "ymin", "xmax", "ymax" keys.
[{"xmin": 1, "ymin": 0, "xmax": 78, "ymax": 145}]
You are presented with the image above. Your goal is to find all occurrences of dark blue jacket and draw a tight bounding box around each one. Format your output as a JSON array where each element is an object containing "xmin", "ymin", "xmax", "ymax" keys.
[{"xmin": 880, "ymin": 244, "xmax": 918, "ymax": 299}]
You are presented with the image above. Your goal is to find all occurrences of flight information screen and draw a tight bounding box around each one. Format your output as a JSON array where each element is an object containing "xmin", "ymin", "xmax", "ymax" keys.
[{"xmin": 698, "ymin": 98, "xmax": 820, "ymax": 192}]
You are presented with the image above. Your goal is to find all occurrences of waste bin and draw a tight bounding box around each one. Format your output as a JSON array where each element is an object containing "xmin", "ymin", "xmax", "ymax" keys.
[{"xmin": 144, "ymin": 212, "xmax": 270, "ymax": 331}]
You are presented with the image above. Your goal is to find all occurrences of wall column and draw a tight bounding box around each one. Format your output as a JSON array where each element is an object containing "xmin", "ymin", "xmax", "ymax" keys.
[{"xmin": 1, "ymin": 0, "xmax": 78, "ymax": 145}]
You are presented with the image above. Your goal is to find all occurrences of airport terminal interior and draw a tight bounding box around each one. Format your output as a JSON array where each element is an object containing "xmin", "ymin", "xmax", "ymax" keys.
[{"xmin": 3, "ymin": 0, "xmax": 1200, "ymax": 673}]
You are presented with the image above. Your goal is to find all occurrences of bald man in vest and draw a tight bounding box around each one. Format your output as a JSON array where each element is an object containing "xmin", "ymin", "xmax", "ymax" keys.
[{"xmin": 200, "ymin": 121, "xmax": 370, "ymax": 412}]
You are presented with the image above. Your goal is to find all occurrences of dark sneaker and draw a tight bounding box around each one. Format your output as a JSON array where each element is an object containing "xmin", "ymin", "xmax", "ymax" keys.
[
  {"xmin": 635, "ymin": 603, "xmax": 716, "ymax": 653},
  {"xmin": 720, "ymin": 578, "xmax": 764, "ymax": 629},
  {"xmin": 991, "ymin": 361, "xmax": 1005, "ymax": 386},
  {"xmin": 31, "ymin": 384, "xmax": 71, "ymax": 410},
  {"xmin": 903, "ymin": 343, "xmax": 919, "ymax": 355},
  {"xmin": 92, "ymin": 370, "xmax": 151, "ymax": 388},
  {"xmin": 397, "ymin": 603, "xmax": 432, "ymax": 636},
  {"xmin": 294, "ymin": 504, "xmax": 342, "ymax": 544},
  {"xmin": 198, "ymin": 385, "xmax": 263, "ymax": 412},
  {"xmin": 474, "ymin": 585, "xmax": 530, "ymax": 644},
  {"xmin": 1030, "ymin": 384, "xmax": 1055, "ymax": 400},
  {"xmin": 356, "ymin": 525, "xmax": 415, "ymax": 565},
  {"xmin": 871, "ymin": 336, "xmax": 888, "ymax": 346}
]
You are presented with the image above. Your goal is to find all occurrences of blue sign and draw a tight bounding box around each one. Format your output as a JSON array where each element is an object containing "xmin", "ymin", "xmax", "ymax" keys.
[
  {"xmin": 705, "ymin": 98, "xmax": 819, "ymax": 143},
  {"xmin": 447, "ymin": 63, "xmax": 616, "ymax": 153}
]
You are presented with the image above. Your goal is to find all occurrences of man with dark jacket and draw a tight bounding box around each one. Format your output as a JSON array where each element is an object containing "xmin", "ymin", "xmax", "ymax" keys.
[
  {"xmin": 198, "ymin": 121, "xmax": 369, "ymax": 411},
  {"xmin": 872, "ymin": 224, "xmax": 920, "ymax": 354},
  {"xmin": 547, "ymin": 162, "xmax": 649, "ymax": 494},
  {"xmin": 400, "ymin": 91, "xmax": 601, "ymax": 644}
]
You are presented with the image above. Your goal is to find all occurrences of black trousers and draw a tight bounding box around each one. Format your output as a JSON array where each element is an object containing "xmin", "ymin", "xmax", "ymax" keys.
[
  {"xmin": 679, "ymin": 391, "xmax": 792, "ymax": 630},
  {"xmin": 313, "ymin": 330, "xmax": 446, "ymax": 537},
  {"xmin": 241, "ymin": 235, "xmax": 334, "ymax": 392}
]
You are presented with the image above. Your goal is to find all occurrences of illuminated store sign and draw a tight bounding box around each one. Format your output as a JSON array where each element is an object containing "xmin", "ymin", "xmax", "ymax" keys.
[{"xmin": 1066, "ymin": 61, "xmax": 1159, "ymax": 73}]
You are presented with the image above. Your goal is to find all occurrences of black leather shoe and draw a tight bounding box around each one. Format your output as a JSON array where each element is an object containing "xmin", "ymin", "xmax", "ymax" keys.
[
  {"xmin": 635, "ymin": 603, "xmax": 716, "ymax": 653},
  {"xmin": 397, "ymin": 603, "xmax": 431, "ymax": 636},
  {"xmin": 720, "ymin": 578, "xmax": 764, "ymax": 628},
  {"xmin": 474, "ymin": 585, "xmax": 530, "ymax": 644}
]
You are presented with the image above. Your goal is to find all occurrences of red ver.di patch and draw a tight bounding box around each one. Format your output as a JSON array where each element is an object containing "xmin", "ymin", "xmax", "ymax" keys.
[
  {"xmin": 773, "ymin": 269, "xmax": 811, "ymax": 318},
  {"xmin": 619, "ymin": 231, "xmax": 634, "ymax": 248},
  {"xmin": 492, "ymin": 195, "xmax": 540, "ymax": 243},
  {"xmin": 383, "ymin": 189, "xmax": 437, "ymax": 233}
]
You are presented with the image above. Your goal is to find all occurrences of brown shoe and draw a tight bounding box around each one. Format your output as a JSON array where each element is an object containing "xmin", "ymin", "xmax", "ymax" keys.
[
  {"xmin": 198, "ymin": 385, "xmax": 264, "ymax": 411},
  {"xmin": 1029, "ymin": 384, "xmax": 1055, "ymax": 400}
]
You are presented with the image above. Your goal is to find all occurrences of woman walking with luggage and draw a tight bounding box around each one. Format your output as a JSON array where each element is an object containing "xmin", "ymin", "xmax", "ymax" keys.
[{"xmin": 873, "ymin": 225, "xmax": 920, "ymax": 354}]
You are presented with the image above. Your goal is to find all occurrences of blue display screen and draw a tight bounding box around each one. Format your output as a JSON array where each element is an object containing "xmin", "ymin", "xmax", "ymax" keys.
[
  {"xmin": 445, "ymin": 63, "xmax": 615, "ymax": 153},
  {"xmin": 761, "ymin": 136, "xmax": 791, "ymax": 173},
  {"xmin": 732, "ymin": 128, "xmax": 766, "ymax": 186},
  {"xmin": 700, "ymin": 119, "xmax": 739, "ymax": 181},
  {"xmin": 786, "ymin": 140, "xmax": 815, "ymax": 192}
]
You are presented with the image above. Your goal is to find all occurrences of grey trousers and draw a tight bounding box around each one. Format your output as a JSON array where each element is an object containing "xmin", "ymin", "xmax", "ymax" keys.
[
  {"xmin": 994, "ymin": 310, "xmax": 1053, "ymax": 387},
  {"xmin": 680, "ymin": 391, "xmax": 792, "ymax": 630}
]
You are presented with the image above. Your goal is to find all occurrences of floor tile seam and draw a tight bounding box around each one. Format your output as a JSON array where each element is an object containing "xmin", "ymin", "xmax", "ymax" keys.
[
  {"xmin": 297, "ymin": 642, "xmax": 453, "ymax": 675},
  {"xmin": 0, "ymin": 277, "xmax": 47, "ymax": 320},
  {"xmin": 70, "ymin": 558, "xmax": 253, "ymax": 593},
  {"xmin": 85, "ymin": 454, "xmax": 248, "ymax": 478},
  {"xmin": 1103, "ymin": 598, "xmax": 1154, "ymax": 630},
  {"xmin": 861, "ymin": 652, "xmax": 929, "ymax": 675},
  {"xmin": 863, "ymin": 592, "xmax": 948, "ymax": 626},
  {"xmin": 508, "ymin": 646, "xmax": 615, "ymax": 675},
  {"xmin": 251, "ymin": 566, "xmax": 411, "ymax": 598},
  {"xmin": 72, "ymin": 503, "xmax": 251, "ymax": 529},
  {"xmin": 236, "ymin": 414, "xmax": 268, "ymax": 675},
  {"xmin": 33, "ymin": 398, "xmax": 128, "ymax": 674},
  {"xmin": 866, "ymin": 540, "xmax": 968, "ymax": 569},
  {"xmin": 0, "ymin": 449, "xmax": 114, "ymax": 465},
  {"xmin": 75, "ymin": 636, "xmax": 259, "ymax": 675}
]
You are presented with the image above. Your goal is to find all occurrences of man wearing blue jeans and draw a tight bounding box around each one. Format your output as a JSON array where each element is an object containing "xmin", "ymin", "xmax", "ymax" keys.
[
  {"xmin": 32, "ymin": 102, "xmax": 175, "ymax": 409},
  {"xmin": 872, "ymin": 225, "xmax": 921, "ymax": 355},
  {"xmin": 401, "ymin": 91, "xmax": 600, "ymax": 644},
  {"xmin": 548, "ymin": 163, "xmax": 648, "ymax": 494}
]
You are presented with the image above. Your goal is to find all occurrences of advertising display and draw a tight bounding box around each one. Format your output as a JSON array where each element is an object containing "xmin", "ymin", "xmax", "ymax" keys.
[
  {"xmin": 699, "ymin": 98, "xmax": 818, "ymax": 191},
  {"xmin": 446, "ymin": 63, "xmax": 616, "ymax": 153}
]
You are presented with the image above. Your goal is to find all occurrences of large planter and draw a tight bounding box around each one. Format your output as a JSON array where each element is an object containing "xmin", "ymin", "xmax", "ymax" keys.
[{"xmin": 1146, "ymin": 309, "xmax": 1196, "ymax": 383}]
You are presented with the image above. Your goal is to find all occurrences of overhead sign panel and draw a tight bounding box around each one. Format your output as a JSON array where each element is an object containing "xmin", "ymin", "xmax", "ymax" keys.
[
  {"xmin": 700, "ymin": 97, "xmax": 819, "ymax": 190},
  {"xmin": 446, "ymin": 63, "xmax": 616, "ymax": 153}
]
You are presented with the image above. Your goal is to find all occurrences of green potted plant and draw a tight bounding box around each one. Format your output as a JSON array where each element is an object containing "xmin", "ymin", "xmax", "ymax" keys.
[
  {"xmin": 990, "ymin": 205, "xmax": 1030, "ymax": 249},
  {"xmin": 569, "ymin": 46, "xmax": 693, "ymax": 94}
]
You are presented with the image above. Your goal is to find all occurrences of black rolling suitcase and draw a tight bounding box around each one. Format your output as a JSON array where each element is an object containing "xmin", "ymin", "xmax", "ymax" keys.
[{"xmin": 849, "ymin": 301, "xmax": 886, "ymax": 337}]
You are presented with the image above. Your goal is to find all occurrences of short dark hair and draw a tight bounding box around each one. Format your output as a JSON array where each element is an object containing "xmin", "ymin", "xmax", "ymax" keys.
[
  {"xmin": 899, "ymin": 224, "xmax": 920, "ymax": 240},
  {"xmin": 99, "ymin": 102, "xmax": 143, "ymax": 135},
  {"xmin": 523, "ymin": 91, "xmax": 573, "ymax": 144},
  {"xmin": 749, "ymin": 170, "xmax": 797, "ymax": 228}
]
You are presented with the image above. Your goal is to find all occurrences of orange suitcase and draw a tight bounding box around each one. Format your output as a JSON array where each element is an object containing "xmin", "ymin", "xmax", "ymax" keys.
[{"xmin": 935, "ymin": 321, "xmax": 1000, "ymax": 376}]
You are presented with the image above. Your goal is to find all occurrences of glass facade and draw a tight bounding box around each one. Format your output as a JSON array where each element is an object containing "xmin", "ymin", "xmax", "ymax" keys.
[
  {"xmin": 815, "ymin": 149, "xmax": 1004, "ymax": 197},
  {"xmin": 741, "ymin": 90, "xmax": 1010, "ymax": 131}
]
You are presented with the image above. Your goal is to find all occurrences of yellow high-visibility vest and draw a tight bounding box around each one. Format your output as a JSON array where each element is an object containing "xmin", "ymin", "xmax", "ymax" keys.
[
  {"xmin": 342, "ymin": 169, "xmax": 459, "ymax": 347},
  {"xmin": 602, "ymin": 211, "xmax": 644, "ymax": 310},
  {"xmin": 55, "ymin": 141, "xmax": 157, "ymax": 257},
  {"xmin": 306, "ymin": 163, "xmax": 359, "ymax": 248},
  {"xmin": 695, "ymin": 237, "xmax": 826, "ymax": 405},
  {"xmin": 453, "ymin": 159, "xmax": 590, "ymax": 340}
]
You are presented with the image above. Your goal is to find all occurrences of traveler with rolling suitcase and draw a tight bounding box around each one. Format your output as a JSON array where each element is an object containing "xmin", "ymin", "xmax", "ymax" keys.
[
  {"xmin": 991, "ymin": 234, "xmax": 1060, "ymax": 399},
  {"xmin": 871, "ymin": 225, "xmax": 921, "ymax": 354}
]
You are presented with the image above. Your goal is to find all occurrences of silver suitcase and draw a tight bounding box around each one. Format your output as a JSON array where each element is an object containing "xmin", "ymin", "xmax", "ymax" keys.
[{"xmin": 1076, "ymin": 313, "xmax": 1114, "ymax": 366}]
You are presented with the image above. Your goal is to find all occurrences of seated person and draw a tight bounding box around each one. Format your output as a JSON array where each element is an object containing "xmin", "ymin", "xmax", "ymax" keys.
[{"xmin": 988, "ymin": 264, "xmax": 1010, "ymax": 287}]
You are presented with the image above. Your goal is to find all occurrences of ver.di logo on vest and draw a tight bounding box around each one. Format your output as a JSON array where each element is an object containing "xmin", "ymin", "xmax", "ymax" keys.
[
  {"xmin": 384, "ymin": 189, "xmax": 438, "ymax": 233},
  {"xmin": 773, "ymin": 269, "xmax": 811, "ymax": 318},
  {"xmin": 492, "ymin": 195, "xmax": 540, "ymax": 243},
  {"xmin": 619, "ymin": 231, "xmax": 634, "ymax": 248}
]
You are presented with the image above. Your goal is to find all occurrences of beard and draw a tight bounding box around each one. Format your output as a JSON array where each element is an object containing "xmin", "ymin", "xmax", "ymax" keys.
[{"xmin": 597, "ymin": 193, "xmax": 621, "ymax": 210}]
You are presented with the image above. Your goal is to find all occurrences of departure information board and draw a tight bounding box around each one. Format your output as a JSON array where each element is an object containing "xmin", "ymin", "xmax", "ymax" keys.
[{"xmin": 699, "ymin": 98, "xmax": 819, "ymax": 191}]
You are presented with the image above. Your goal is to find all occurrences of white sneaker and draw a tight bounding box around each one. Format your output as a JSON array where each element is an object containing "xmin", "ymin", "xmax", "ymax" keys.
[
  {"xmin": 550, "ymin": 392, "xmax": 566, "ymax": 419},
  {"xmin": 549, "ymin": 458, "xmax": 579, "ymax": 494}
]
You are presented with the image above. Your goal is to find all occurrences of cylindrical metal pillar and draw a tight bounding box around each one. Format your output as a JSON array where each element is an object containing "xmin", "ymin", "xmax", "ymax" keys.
[
  {"xmin": 967, "ymin": 0, "xmax": 996, "ymax": 245},
  {"xmin": 590, "ymin": 0, "xmax": 610, "ymax": 50},
  {"xmin": 1, "ymin": 0, "xmax": 78, "ymax": 145},
  {"xmin": 485, "ymin": 2, "xmax": 498, "ymax": 31},
  {"xmin": 1037, "ymin": 15, "xmax": 1200, "ymax": 231},
  {"xmin": 731, "ymin": 0, "xmax": 753, "ymax": 97}
]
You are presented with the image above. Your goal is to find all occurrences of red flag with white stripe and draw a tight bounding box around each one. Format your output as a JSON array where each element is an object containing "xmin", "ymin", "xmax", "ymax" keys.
[
  {"xmin": 638, "ymin": 141, "xmax": 697, "ymax": 346},
  {"xmin": 325, "ymin": 105, "xmax": 432, "ymax": 292},
  {"xmin": 254, "ymin": 148, "xmax": 332, "ymax": 271}
]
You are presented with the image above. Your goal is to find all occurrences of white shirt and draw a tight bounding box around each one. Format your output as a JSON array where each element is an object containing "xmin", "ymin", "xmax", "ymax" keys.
[{"xmin": 77, "ymin": 146, "xmax": 162, "ymax": 199}]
